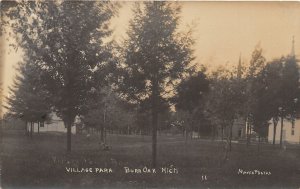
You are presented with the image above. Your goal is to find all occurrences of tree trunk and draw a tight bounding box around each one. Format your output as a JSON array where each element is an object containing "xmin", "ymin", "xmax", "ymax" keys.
[
  {"xmin": 25, "ymin": 122, "xmax": 28, "ymax": 136},
  {"xmin": 104, "ymin": 128, "xmax": 107, "ymax": 144},
  {"xmin": 190, "ymin": 118, "xmax": 193, "ymax": 140},
  {"xmin": 100, "ymin": 126, "xmax": 104, "ymax": 143},
  {"xmin": 151, "ymin": 84, "xmax": 158, "ymax": 168},
  {"xmin": 152, "ymin": 110, "xmax": 158, "ymax": 168},
  {"xmin": 221, "ymin": 125, "xmax": 224, "ymax": 141},
  {"xmin": 246, "ymin": 121, "xmax": 249, "ymax": 147},
  {"xmin": 30, "ymin": 122, "xmax": 33, "ymax": 138},
  {"xmin": 38, "ymin": 122, "xmax": 40, "ymax": 134},
  {"xmin": 210, "ymin": 125, "xmax": 213, "ymax": 141},
  {"xmin": 103, "ymin": 105, "xmax": 106, "ymax": 143},
  {"xmin": 222, "ymin": 135, "xmax": 230, "ymax": 164},
  {"xmin": 257, "ymin": 135, "xmax": 260, "ymax": 152},
  {"xmin": 229, "ymin": 124, "xmax": 233, "ymax": 151},
  {"xmin": 211, "ymin": 125, "xmax": 215, "ymax": 141},
  {"xmin": 272, "ymin": 118, "xmax": 278, "ymax": 145},
  {"xmin": 279, "ymin": 116, "xmax": 284, "ymax": 147},
  {"xmin": 247, "ymin": 124, "xmax": 251, "ymax": 146},
  {"xmin": 67, "ymin": 121, "xmax": 71, "ymax": 152},
  {"xmin": 185, "ymin": 127, "xmax": 188, "ymax": 143}
]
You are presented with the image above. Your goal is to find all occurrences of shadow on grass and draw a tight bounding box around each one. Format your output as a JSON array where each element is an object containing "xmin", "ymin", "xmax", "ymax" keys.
[{"xmin": 1, "ymin": 131, "xmax": 300, "ymax": 189}]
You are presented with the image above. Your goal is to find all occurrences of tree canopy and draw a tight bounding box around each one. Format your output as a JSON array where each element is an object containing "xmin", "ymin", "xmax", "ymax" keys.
[
  {"xmin": 6, "ymin": 1, "xmax": 117, "ymax": 151},
  {"xmin": 6, "ymin": 61, "xmax": 51, "ymax": 123},
  {"xmin": 119, "ymin": 2, "xmax": 194, "ymax": 167}
]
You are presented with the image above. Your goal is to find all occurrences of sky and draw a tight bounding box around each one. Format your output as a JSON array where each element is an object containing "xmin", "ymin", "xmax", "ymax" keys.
[{"xmin": 1, "ymin": 1, "xmax": 300, "ymax": 105}]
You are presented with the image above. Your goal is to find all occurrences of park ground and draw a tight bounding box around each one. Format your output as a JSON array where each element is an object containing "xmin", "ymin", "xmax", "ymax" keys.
[{"xmin": 1, "ymin": 131, "xmax": 300, "ymax": 189}]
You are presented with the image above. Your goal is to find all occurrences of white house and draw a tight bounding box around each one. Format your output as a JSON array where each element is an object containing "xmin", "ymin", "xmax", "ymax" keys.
[
  {"xmin": 268, "ymin": 118, "xmax": 300, "ymax": 144},
  {"xmin": 27, "ymin": 113, "xmax": 77, "ymax": 134}
]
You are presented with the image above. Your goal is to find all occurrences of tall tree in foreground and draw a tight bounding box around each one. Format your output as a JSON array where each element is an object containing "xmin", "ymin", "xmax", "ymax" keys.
[
  {"xmin": 7, "ymin": 1, "xmax": 117, "ymax": 151},
  {"xmin": 120, "ymin": 2, "xmax": 194, "ymax": 167}
]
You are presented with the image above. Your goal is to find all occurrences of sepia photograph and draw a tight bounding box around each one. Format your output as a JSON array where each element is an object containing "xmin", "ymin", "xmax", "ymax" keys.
[{"xmin": 0, "ymin": 1, "xmax": 300, "ymax": 188}]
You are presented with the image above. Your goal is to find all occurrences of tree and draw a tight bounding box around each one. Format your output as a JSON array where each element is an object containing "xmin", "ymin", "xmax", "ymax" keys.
[
  {"xmin": 244, "ymin": 46, "xmax": 266, "ymax": 146},
  {"xmin": 206, "ymin": 66, "xmax": 245, "ymax": 151},
  {"xmin": 250, "ymin": 71, "xmax": 273, "ymax": 149},
  {"xmin": 259, "ymin": 55, "xmax": 300, "ymax": 147},
  {"xmin": 175, "ymin": 71, "xmax": 209, "ymax": 111},
  {"xmin": 81, "ymin": 87, "xmax": 107, "ymax": 141},
  {"xmin": 6, "ymin": 1, "xmax": 117, "ymax": 151},
  {"xmin": 138, "ymin": 95, "xmax": 172, "ymax": 135},
  {"xmin": 174, "ymin": 70, "xmax": 209, "ymax": 139},
  {"xmin": 82, "ymin": 86, "xmax": 135, "ymax": 142},
  {"xmin": 119, "ymin": 2, "xmax": 194, "ymax": 167},
  {"xmin": 0, "ymin": 1, "xmax": 18, "ymax": 36},
  {"xmin": 279, "ymin": 55, "xmax": 300, "ymax": 146},
  {"xmin": 258, "ymin": 59, "xmax": 283, "ymax": 145},
  {"xmin": 6, "ymin": 61, "xmax": 51, "ymax": 137}
]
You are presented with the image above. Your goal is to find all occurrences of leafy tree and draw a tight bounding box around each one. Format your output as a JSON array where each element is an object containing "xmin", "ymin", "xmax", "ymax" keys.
[
  {"xmin": 175, "ymin": 71, "xmax": 209, "ymax": 111},
  {"xmin": 137, "ymin": 96, "xmax": 171, "ymax": 135},
  {"xmin": 243, "ymin": 46, "xmax": 266, "ymax": 145},
  {"xmin": 109, "ymin": 99, "xmax": 136, "ymax": 135},
  {"xmin": 6, "ymin": 61, "xmax": 51, "ymax": 137},
  {"xmin": 6, "ymin": 1, "xmax": 117, "ymax": 151},
  {"xmin": 258, "ymin": 55, "xmax": 299, "ymax": 146},
  {"xmin": 205, "ymin": 68, "xmax": 228, "ymax": 140},
  {"xmin": 250, "ymin": 70, "xmax": 273, "ymax": 148},
  {"xmin": 279, "ymin": 55, "xmax": 300, "ymax": 146},
  {"xmin": 172, "ymin": 110, "xmax": 190, "ymax": 137},
  {"xmin": 174, "ymin": 70, "xmax": 209, "ymax": 139},
  {"xmin": 258, "ymin": 59, "xmax": 283, "ymax": 145},
  {"xmin": 0, "ymin": 1, "xmax": 18, "ymax": 36},
  {"xmin": 81, "ymin": 87, "xmax": 107, "ymax": 140},
  {"xmin": 82, "ymin": 87, "xmax": 135, "ymax": 142},
  {"xmin": 119, "ymin": 2, "xmax": 194, "ymax": 167},
  {"xmin": 206, "ymin": 66, "xmax": 245, "ymax": 151}
]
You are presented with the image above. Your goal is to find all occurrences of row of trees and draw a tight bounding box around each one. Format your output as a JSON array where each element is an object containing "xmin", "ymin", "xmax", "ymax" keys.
[
  {"xmin": 3, "ymin": 1, "xmax": 193, "ymax": 167},
  {"xmin": 2, "ymin": 2, "xmax": 299, "ymax": 168},
  {"xmin": 176, "ymin": 47, "xmax": 300, "ymax": 150}
]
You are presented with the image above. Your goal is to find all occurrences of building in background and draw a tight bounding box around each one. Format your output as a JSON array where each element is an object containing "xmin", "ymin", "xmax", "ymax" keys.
[
  {"xmin": 27, "ymin": 113, "xmax": 77, "ymax": 134},
  {"xmin": 214, "ymin": 117, "xmax": 247, "ymax": 140},
  {"xmin": 268, "ymin": 118, "xmax": 300, "ymax": 144}
]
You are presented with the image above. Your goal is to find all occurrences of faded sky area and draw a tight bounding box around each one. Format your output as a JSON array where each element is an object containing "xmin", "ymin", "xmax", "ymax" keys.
[{"xmin": 2, "ymin": 1, "xmax": 300, "ymax": 100}]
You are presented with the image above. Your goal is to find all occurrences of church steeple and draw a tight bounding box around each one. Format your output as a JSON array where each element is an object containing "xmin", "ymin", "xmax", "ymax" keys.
[{"xmin": 237, "ymin": 53, "xmax": 242, "ymax": 79}]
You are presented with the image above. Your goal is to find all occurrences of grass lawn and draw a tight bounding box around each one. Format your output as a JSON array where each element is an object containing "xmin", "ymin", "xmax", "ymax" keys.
[{"xmin": 1, "ymin": 130, "xmax": 300, "ymax": 189}]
